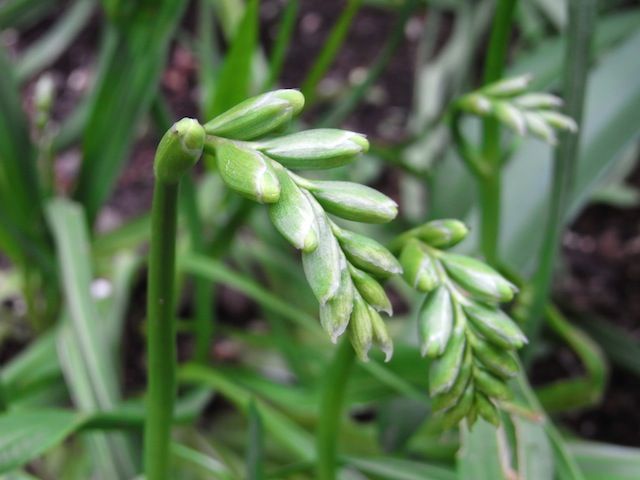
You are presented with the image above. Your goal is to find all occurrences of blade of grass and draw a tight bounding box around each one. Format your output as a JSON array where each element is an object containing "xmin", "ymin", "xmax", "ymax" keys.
[
  {"xmin": 263, "ymin": 0, "xmax": 299, "ymax": 90},
  {"xmin": 247, "ymin": 400, "xmax": 266, "ymax": 480},
  {"xmin": 579, "ymin": 316, "xmax": 640, "ymax": 377}
]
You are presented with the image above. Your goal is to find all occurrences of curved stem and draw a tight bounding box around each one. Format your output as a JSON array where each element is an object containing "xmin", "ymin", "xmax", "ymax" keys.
[
  {"xmin": 144, "ymin": 181, "xmax": 180, "ymax": 480},
  {"xmin": 316, "ymin": 338, "xmax": 356, "ymax": 480}
]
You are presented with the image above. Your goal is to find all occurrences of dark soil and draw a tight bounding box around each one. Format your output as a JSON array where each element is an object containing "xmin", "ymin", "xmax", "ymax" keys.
[{"xmin": 2, "ymin": 0, "xmax": 640, "ymax": 449}]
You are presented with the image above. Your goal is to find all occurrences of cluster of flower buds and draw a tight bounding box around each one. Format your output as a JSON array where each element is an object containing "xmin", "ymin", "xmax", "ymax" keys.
[
  {"xmin": 200, "ymin": 90, "xmax": 401, "ymax": 361},
  {"xmin": 395, "ymin": 220, "xmax": 526, "ymax": 427},
  {"xmin": 457, "ymin": 74, "xmax": 578, "ymax": 145}
]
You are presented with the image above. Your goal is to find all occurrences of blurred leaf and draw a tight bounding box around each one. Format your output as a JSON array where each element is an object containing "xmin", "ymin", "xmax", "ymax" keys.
[
  {"xmin": 247, "ymin": 400, "xmax": 265, "ymax": 480},
  {"xmin": 589, "ymin": 183, "xmax": 640, "ymax": 208},
  {"xmin": 0, "ymin": 0, "xmax": 57, "ymax": 29},
  {"xmin": 0, "ymin": 409, "xmax": 83, "ymax": 473},
  {"xmin": 457, "ymin": 420, "xmax": 506, "ymax": 480},
  {"xmin": 347, "ymin": 456, "xmax": 456, "ymax": 480},
  {"xmin": 264, "ymin": 0, "xmax": 299, "ymax": 90},
  {"xmin": 74, "ymin": 0, "xmax": 188, "ymax": 222},
  {"xmin": 172, "ymin": 443, "xmax": 236, "ymax": 480},
  {"xmin": 569, "ymin": 442, "xmax": 640, "ymax": 480},
  {"xmin": 206, "ymin": 0, "xmax": 259, "ymax": 118},
  {"xmin": 377, "ymin": 397, "xmax": 429, "ymax": 453},
  {"xmin": 513, "ymin": 416, "xmax": 553, "ymax": 480},
  {"xmin": 579, "ymin": 316, "xmax": 640, "ymax": 377}
]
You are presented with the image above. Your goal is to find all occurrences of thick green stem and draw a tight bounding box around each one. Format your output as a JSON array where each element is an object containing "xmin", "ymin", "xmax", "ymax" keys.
[
  {"xmin": 524, "ymin": 0, "xmax": 596, "ymax": 356},
  {"xmin": 316, "ymin": 338, "xmax": 356, "ymax": 480},
  {"xmin": 144, "ymin": 181, "xmax": 180, "ymax": 480},
  {"xmin": 478, "ymin": 0, "xmax": 517, "ymax": 265}
]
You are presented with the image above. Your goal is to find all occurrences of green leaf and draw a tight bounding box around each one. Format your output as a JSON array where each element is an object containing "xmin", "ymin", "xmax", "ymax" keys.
[
  {"xmin": 246, "ymin": 400, "xmax": 265, "ymax": 480},
  {"xmin": 347, "ymin": 455, "xmax": 456, "ymax": 480},
  {"xmin": 0, "ymin": 410, "xmax": 84, "ymax": 473},
  {"xmin": 457, "ymin": 420, "xmax": 506, "ymax": 480},
  {"xmin": 206, "ymin": 0, "xmax": 259, "ymax": 118},
  {"xmin": 569, "ymin": 442, "xmax": 640, "ymax": 480}
]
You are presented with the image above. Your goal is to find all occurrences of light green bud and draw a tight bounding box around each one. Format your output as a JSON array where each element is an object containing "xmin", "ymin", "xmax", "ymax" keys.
[
  {"xmin": 269, "ymin": 164, "xmax": 318, "ymax": 252},
  {"xmin": 368, "ymin": 305, "xmax": 393, "ymax": 362},
  {"xmin": 442, "ymin": 253, "xmax": 517, "ymax": 303},
  {"xmin": 514, "ymin": 93, "xmax": 563, "ymax": 109},
  {"xmin": 414, "ymin": 219, "xmax": 469, "ymax": 249},
  {"xmin": 474, "ymin": 366, "xmax": 512, "ymax": 401},
  {"xmin": 419, "ymin": 286, "xmax": 454, "ymax": 358},
  {"xmin": 399, "ymin": 239, "xmax": 439, "ymax": 293},
  {"xmin": 431, "ymin": 346, "xmax": 472, "ymax": 412},
  {"xmin": 429, "ymin": 316, "xmax": 466, "ymax": 396},
  {"xmin": 494, "ymin": 101, "xmax": 527, "ymax": 135},
  {"xmin": 475, "ymin": 392, "xmax": 500, "ymax": 426},
  {"xmin": 204, "ymin": 89, "xmax": 304, "ymax": 140},
  {"xmin": 34, "ymin": 74, "xmax": 55, "ymax": 114},
  {"xmin": 440, "ymin": 383, "xmax": 475, "ymax": 429},
  {"xmin": 348, "ymin": 293, "xmax": 373, "ymax": 361},
  {"xmin": 349, "ymin": 265, "xmax": 392, "ymax": 315},
  {"xmin": 459, "ymin": 93, "xmax": 493, "ymax": 116},
  {"xmin": 216, "ymin": 140, "xmax": 281, "ymax": 203},
  {"xmin": 258, "ymin": 128, "xmax": 369, "ymax": 170},
  {"xmin": 154, "ymin": 118, "xmax": 205, "ymax": 183},
  {"xmin": 464, "ymin": 303, "xmax": 527, "ymax": 349},
  {"xmin": 319, "ymin": 257, "xmax": 354, "ymax": 342},
  {"xmin": 538, "ymin": 111, "xmax": 578, "ymax": 133},
  {"xmin": 302, "ymin": 196, "xmax": 342, "ymax": 304},
  {"xmin": 524, "ymin": 111, "xmax": 557, "ymax": 145},
  {"xmin": 482, "ymin": 74, "xmax": 532, "ymax": 97},
  {"xmin": 334, "ymin": 228, "xmax": 402, "ymax": 279},
  {"xmin": 467, "ymin": 330, "xmax": 519, "ymax": 380},
  {"xmin": 307, "ymin": 180, "xmax": 397, "ymax": 223}
]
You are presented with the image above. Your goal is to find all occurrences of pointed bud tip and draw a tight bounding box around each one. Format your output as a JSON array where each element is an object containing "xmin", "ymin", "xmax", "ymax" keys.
[
  {"xmin": 276, "ymin": 89, "xmax": 305, "ymax": 115},
  {"xmin": 175, "ymin": 118, "xmax": 206, "ymax": 153}
]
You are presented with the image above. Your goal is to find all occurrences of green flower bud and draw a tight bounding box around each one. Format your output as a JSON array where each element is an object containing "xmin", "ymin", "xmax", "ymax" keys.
[
  {"xmin": 348, "ymin": 293, "xmax": 373, "ymax": 361},
  {"xmin": 459, "ymin": 93, "xmax": 493, "ymax": 115},
  {"xmin": 467, "ymin": 403, "xmax": 478, "ymax": 428},
  {"xmin": 473, "ymin": 366, "xmax": 512, "ymax": 401},
  {"xmin": 302, "ymin": 196, "xmax": 342, "ymax": 304},
  {"xmin": 414, "ymin": 219, "xmax": 469, "ymax": 249},
  {"xmin": 440, "ymin": 383, "xmax": 475, "ymax": 429},
  {"xmin": 475, "ymin": 392, "xmax": 500, "ymax": 426},
  {"xmin": 524, "ymin": 111, "xmax": 557, "ymax": 145},
  {"xmin": 34, "ymin": 74, "xmax": 55, "ymax": 114},
  {"xmin": 154, "ymin": 118, "xmax": 205, "ymax": 183},
  {"xmin": 429, "ymin": 317, "xmax": 466, "ymax": 396},
  {"xmin": 494, "ymin": 101, "xmax": 527, "ymax": 135},
  {"xmin": 319, "ymin": 258, "xmax": 354, "ymax": 342},
  {"xmin": 258, "ymin": 128, "xmax": 369, "ymax": 170},
  {"xmin": 307, "ymin": 180, "xmax": 397, "ymax": 223},
  {"xmin": 538, "ymin": 111, "xmax": 578, "ymax": 133},
  {"xmin": 514, "ymin": 93, "xmax": 563, "ymax": 109},
  {"xmin": 334, "ymin": 228, "xmax": 402, "ymax": 279},
  {"xmin": 399, "ymin": 239, "xmax": 439, "ymax": 293},
  {"xmin": 419, "ymin": 286, "xmax": 454, "ymax": 358},
  {"xmin": 216, "ymin": 140, "xmax": 281, "ymax": 203},
  {"xmin": 349, "ymin": 265, "xmax": 392, "ymax": 315},
  {"xmin": 368, "ymin": 305, "xmax": 393, "ymax": 362},
  {"xmin": 204, "ymin": 89, "xmax": 304, "ymax": 140},
  {"xmin": 482, "ymin": 74, "xmax": 532, "ymax": 97},
  {"xmin": 442, "ymin": 253, "xmax": 517, "ymax": 303},
  {"xmin": 269, "ymin": 164, "xmax": 318, "ymax": 252},
  {"xmin": 467, "ymin": 330, "xmax": 519, "ymax": 380},
  {"xmin": 464, "ymin": 303, "xmax": 527, "ymax": 350},
  {"xmin": 432, "ymin": 346, "xmax": 472, "ymax": 413}
]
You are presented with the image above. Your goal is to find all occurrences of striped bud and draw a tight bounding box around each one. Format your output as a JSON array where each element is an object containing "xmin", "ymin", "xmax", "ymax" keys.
[
  {"xmin": 319, "ymin": 257, "xmax": 354, "ymax": 342},
  {"xmin": 514, "ymin": 93, "xmax": 563, "ymax": 109},
  {"xmin": 419, "ymin": 286, "xmax": 454, "ymax": 357},
  {"xmin": 204, "ymin": 89, "xmax": 304, "ymax": 140},
  {"xmin": 442, "ymin": 253, "xmax": 517, "ymax": 303},
  {"xmin": 494, "ymin": 101, "xmax": 527, "ymax": 135},
  {"xmin": 335, "ymin": 228, "xmax": 402, "ymax": 279},
  {"xmin": 475, "ymin": 392, "xmax": 500, "ymax": 426},
  {"xmin": 349, "ymin": 266, "xmax": 392, "ymax": 315},
  {"xmin": 429, "ymin": 317, "xmax": 466, "ymax": 396},
  {"xmin": 269, "ymin": 164, "xmax": 318, "ymax": 252},
  {"xmin": 399, "ymin": 239, "xmax": 439, "ymax": 293},
  {"xmin": 464, "ymin": 303, "xmax": 527, "ymax": 349},
  {"xmin": 432, "ymin": 346, "xmax": 472, "ymax": 412},
  {"xmin": 538, "ymin": 111, "xmax": 578, "ymax": 133},
  {"xmin": 216, "ymin": 141, "xmax": 280, "ymax": 203},
  {"xmin": 258, "ymin": 129, "xmax": 369, "ymax": 170},
  {"xmin": 368, "ymin": 305, "xmax": 393, "ymax": 362},
  {"xmin": 468, "ymin": 331, "xmax": 519, "ymax": 379},
  {"xmin": 415, "ymin": 219, "xmax": 469, "ymax": 249},
  {"xmin": 524, "ymin": 111, "xmax": 557, "ymax": 145},
  {"xmin": 482, "ymin": 74, "xmax": 532, "ymax": 97},
  {"xmin": 154, "ymin": 118, "xmax": 205, "ymax": 183},
  {"xmin": 307, "ymin": 180, "xmax": 397, "ymax": 223},
  {"xmin": 349, "ymin": 294, "xmax": 373, "ymax": 361},
  {"xmin": 302, "ymin": 196, "xmax": 342, "ymax": 304},
  {"xmin": 473, "ymin": 367, "xmax": 512, "ymax": 401},
  {"xmin": 440, "ymin": 383, "xmax": 475, "ymax": 429}
]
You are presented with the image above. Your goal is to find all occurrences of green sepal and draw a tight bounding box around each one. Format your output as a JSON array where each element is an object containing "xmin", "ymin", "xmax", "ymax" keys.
[
  {"xmin": 431, "ymin": 346, "xmax": 472, "ymax": 413},
  {"xmin": 269, "ymin": 164, "xmax": 318, "ymax": 252},
  {"xmin": 368, "ymin": 305, "xmax": 393, "ymax": 362},
  {"xmin": 154, "ymin": 118, "xmax": 205, "ymax": 183},
  {"xmin": 442, "ymin": 253, "xmax": 517, "ymax": 303},
  {"xmin": 348, "ymin": 293, "xmax": 373, "ymax": 361},
  {"xmin": 414, "ymin": 219, "xmax": 468, "ymax": 249},
  {"xmin": 464, "ymin": 302, "xmax": 527, "ymax": 350},
  {"xmin": 319, "ymin": 256, "xmax": 354, "ymax": 342},
  {"xmin": 399, "ymin": 239, "xmax": 439, "ymax": 293},
  {"xmin": 440, "ymin": 383, "xmax": 475, "ymax": 429},
  {"xmin": 418, "ymin": 285, "xmax": 454, "ymax": 358},
  {"xmin": 473, "ymin": 366, "xmax": 512, "ymax": 401},
  {"xmin": 204, "ymin": 89, "xmax": 304, "ymax": 140},
  {"xmin": 258, "ymin": 128, "xmax": 369, "ymax": 170},
  {"xmin": 307, "ymin": 180, "xmax": 397, "ymax": 223},
  {"xmin": 468, "ymin": 330, "xmax": 519, "ymax": 380},
  {"xmin": 216, "ymin": 140, "xmax": 281, "ymax": 203},
  {"xmin": 475, "ymin": 392, "xmax": 500, "ymax": 426},
  {"xmin": 302, "ymin": 196, "xmax": 342, "ymax": 304},
  {"xmin": 335, "ymin": 228, "xmax": 402, "ymax": 279},
  {"xmin": 428, "ymin": 312, "xmax": 466, "ymax": 396},
  {"xmin": 349, "ymin": 265, "xmax": 392, "ymax": 315}
]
